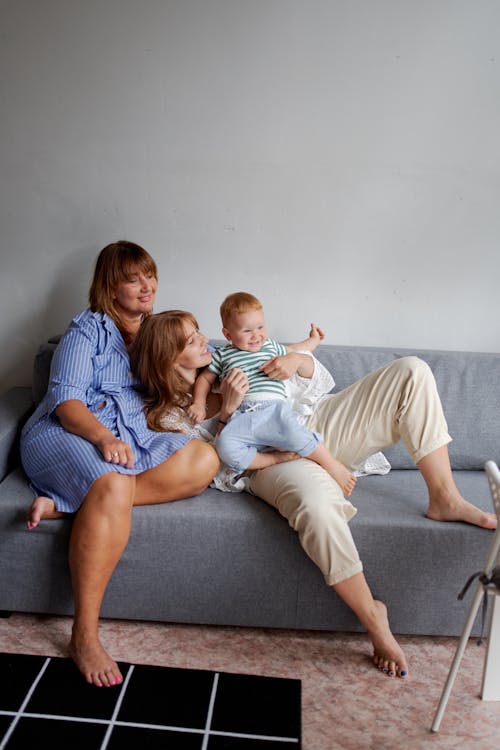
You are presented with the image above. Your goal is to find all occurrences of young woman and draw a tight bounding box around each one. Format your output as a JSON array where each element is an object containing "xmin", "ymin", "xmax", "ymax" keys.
[
  {"xmin": 130, "ymin": 309, "xmax": 497, "ymax": 681},
  {"xmin": 20, "ymin": 242, "xmax": 219, "ymax": 688}
]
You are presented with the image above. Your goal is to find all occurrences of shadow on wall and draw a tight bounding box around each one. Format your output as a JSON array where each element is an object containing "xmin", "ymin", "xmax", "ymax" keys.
[{"xmin": 0, "ymin": 246, "xmax": 96, "ymax": 392}]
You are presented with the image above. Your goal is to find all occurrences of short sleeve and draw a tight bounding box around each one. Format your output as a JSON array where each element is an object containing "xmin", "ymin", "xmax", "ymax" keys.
[
  {"xmin": 269, "ymin": 339, "xmax": 287, "ymax": 357},
  {"xmin": 45, "ymin": 314, "xmax": 98, "ymax": 413},
  {"xmin": 208, "ymin": 347, "xmax": 223, "ymax": 377}
]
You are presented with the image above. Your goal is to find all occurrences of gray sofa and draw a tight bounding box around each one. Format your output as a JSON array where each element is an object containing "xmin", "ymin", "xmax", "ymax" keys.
[{"xmin": 0, "ymin": 340, "xmax": 498, "ymax": 636}]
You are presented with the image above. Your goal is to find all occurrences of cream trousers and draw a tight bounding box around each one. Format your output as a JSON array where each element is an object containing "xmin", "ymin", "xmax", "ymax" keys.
[{"xmin": 248, "ymin": 356, "xmax": 452, "ymax": 586}]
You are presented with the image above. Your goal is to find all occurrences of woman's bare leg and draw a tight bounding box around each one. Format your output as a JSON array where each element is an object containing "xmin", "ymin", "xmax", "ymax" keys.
[
  {"xmin": 333, "ymin": 572, "xmax": 408, "ymax": 678},
  {"xmin": 134, "ymin": 440, "xmax": 219, "ymax": 504},
  {"xmin": 69, "ymin": 472, "xmax": 135, "ymax": 688},
  {"xmin": 69, "ymin": 440, "xmax": 218, "ymax": 687},
  {"xmin": 419, "ymin": 446, "xmax": 497, "ymax": 529}
]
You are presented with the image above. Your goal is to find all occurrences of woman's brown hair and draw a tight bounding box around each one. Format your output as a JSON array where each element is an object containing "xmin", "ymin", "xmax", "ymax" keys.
[
  {"xmin": 89, "ymin": 240, "xmax": 158, "ymax": 341},
  {"xmin": 130, "ymin": 310, "xmax": 199, "ymax": 431}
]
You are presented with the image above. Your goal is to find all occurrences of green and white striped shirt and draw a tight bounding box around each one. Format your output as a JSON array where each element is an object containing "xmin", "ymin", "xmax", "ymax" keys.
[{"xmin": 209, "ymin": 339, "xmax": 287, "ymax": 399}]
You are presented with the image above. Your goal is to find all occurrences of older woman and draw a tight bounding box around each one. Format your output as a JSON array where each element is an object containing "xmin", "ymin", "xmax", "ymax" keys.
[
  {"xmin": 20, "ymin": 242, "xmax": 219, "ymax": 688},
  {"xmin": 130, "ymin": 309, "xmax": 497, "ymax": 681}
]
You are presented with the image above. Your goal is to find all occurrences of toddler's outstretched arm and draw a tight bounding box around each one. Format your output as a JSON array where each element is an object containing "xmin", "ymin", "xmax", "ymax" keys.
[{"xmin": 287, "ymin": 323, "xmax": 325, "ymax": 353}]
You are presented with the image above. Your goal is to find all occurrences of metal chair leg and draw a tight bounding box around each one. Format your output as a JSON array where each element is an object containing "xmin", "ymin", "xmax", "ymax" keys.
[
  {"xmin": 481, "ymin": 591, "xmax": 500, "ymax": 700},
  {"xmin": 431, "ymin": 582, "xmax": 484, "ymax": 732}
]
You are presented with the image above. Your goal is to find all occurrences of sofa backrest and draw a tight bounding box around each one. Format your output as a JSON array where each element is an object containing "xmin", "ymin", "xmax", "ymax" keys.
[{"xmin": 33, "ymin": 338, "xmax": 499, "ymax": 471}]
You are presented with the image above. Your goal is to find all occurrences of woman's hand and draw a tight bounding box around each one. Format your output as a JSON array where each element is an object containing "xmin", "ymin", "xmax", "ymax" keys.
[
  {"xmin": 97, "ymin": 437, "xmax": 135, "ymax": 469},
  {"xmin": 219, "ymin": 368, "xmax": 249, "ymax": 421},
  {"xmin": 261, "ymin": 353, "xmax": 302, "ymax": 380},
  {"xmin": 261, "ymin": 352, "xmax": 315, "ymax": 380},
  {"xmin": 56, "ymin": 400, "xmax": 135, "ymax": 468}
]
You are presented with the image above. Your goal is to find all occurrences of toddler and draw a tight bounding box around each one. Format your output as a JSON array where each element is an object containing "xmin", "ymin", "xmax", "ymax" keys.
[{"xmin": 190, "ymin": 292, "xmax": 356, "ymax": 496}]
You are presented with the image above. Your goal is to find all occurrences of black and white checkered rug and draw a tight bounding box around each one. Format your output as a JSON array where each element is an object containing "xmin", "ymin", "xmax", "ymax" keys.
[{"xmin": 0, "ymin": 652, "xmax": 301, "ymax": 749}]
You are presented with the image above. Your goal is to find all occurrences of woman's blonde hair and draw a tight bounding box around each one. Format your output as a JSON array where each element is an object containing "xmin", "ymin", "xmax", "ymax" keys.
[
  {"xmin": 130, "ymin": 310, "xmax": 199, "ymax": 431},
  {"xmin": 89, "ymin": 241, "xmax": 158, "ymax": 338}
]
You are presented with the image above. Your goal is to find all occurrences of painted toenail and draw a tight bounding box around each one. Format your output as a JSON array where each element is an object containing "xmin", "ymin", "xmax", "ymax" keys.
[
  {"xmin": 400, "ymin": 671, "xmax": 407, "ymax": 676},
  {"xmin": 388, "ymin": 671, "xmax": 395, "ymax": 677},
  {"xmin": 382, "ymin": 668, "xmax": 388, "ymax": 673}
]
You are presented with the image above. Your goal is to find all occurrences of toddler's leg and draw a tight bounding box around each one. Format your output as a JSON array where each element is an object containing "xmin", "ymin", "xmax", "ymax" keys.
[
  {"xmin": 306, "ymin": 444, "xmax": 356, "ymax": 497},
  {"xmin": 215, "ymin": 413, "xmax": 258, "ymax": 473},
  {"xmin": 246, "ymin": 450, "xmax": 300, "ymax": 470}
]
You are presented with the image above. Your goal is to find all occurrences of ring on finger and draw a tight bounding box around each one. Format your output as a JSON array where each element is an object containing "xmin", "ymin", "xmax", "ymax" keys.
[{"xmin": 112, "ymin": 451, "xmax": 119, "ymax": 458}]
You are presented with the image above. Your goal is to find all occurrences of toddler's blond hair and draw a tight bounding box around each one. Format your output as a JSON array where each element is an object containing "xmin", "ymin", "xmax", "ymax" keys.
[{"xmin": 220, "ymin": 292, "xmax": 262, "ymax": 327}]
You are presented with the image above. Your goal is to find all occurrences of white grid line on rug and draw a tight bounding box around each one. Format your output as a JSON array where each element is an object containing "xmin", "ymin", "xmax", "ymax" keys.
[
  {"xmin": 0, "ymin": 656, "xmax": 51, "ymax": 750},
  {"xmin": 0, "ymin": 657, "xmax": 300, "ymax": 747}
]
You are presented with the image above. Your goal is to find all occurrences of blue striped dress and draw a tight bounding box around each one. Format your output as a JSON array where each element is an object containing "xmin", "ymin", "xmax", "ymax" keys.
[{"xmin": 20, "ymin": 309, "xmax": 192, "ymax": 513}]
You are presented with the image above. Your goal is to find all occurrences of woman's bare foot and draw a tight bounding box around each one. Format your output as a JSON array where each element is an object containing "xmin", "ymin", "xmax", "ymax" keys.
[
  {"xmin": 427, "ymin": 488, "xmax": 497, "ymax": 530},
  {"xmin": 330, "ymin": 461, "xmax": 357, "ymax": 498},
  {"xmin": 26, "ymin": 496, "xmax": 65, "ymax": 530},
  {"xmin": 69, "ymin": 630, "xmax": 123, "ymax": 688},
  {"xmin": 368, "ymin": 601, "xmax": 408, "ymax": 678}
]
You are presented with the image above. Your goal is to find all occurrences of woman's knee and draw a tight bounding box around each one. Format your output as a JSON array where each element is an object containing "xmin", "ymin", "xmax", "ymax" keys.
[
  {"xmin": 85, "ymin": 472, "xmax": 136, "ymax": 513},
  {"xmin": 389, "ymin": 355, "xmax": 433, "ymax": 386},
  {"xmin": 181, "ymin": 440, "xmax": 220, "ymax": 485}
]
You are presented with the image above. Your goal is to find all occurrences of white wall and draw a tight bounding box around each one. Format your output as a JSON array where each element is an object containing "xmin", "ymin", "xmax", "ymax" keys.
[{"xmin": 1, "ymin": 0, "xmax": 499, "ymax": 391}]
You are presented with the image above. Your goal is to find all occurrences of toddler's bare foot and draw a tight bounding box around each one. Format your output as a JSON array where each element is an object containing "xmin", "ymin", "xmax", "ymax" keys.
[
  {"xmin": 331, "ymin": 462, "xmax": 357, "ymax": 497},
  {"xmin": 26, "ymin": 496, "xmax": 65, "ymax": 530},
  {"xmin": 368, "ymin": 600, "xmax": 408, "ymax": 678},
  {"xmin": 69, "ymin": 630, "xmax": 123, "ymax": 688},
  {"xmin": 427, "ymin": 488, "xmax": 497, "ymax": 530}
]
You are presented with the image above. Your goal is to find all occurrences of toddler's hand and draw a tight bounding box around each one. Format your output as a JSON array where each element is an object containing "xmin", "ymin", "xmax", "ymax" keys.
[
  {"xmin": 187, "ymin": 402, "xmax": 206, "ymax": 424},
  {"xmin": 309, "ymin": 323, "xmax": 325, "ymax": 343}
]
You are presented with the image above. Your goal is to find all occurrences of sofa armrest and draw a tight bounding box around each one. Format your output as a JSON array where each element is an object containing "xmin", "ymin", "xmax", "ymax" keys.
[{"xmin": 0, "ymin": 386, "xmax": 34, "ymax": 481}]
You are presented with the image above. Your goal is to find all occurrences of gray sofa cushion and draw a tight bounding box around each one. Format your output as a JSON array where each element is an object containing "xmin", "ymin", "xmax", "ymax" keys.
[{"xmin": 0, "ymin": 463, "xmax": 493, "ymax": 635}]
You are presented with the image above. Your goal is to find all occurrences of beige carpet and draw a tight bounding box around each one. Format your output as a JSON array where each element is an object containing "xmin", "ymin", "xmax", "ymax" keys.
[{"xmin": 1, "ymin": 613, "xmax": 500, "ymax": 749}]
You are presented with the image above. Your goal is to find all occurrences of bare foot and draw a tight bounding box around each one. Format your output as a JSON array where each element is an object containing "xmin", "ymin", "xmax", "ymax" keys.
[
  {"xmin": 427, "ymin": 488, "xmax": 497, "ymax": 530},
  {"xmin": 69, "ymin": 630, "xmax": 123, "ymax": 688},
  {"xmin": 26, "ymin": 496, "xmax": 65, "ymax": 530},
  {"xmin": 368, "ymin": 601, "xmax": 408, "ymax": 678},
  {"xmin": 331, "ymin": 461, "xmax": 357, "ymax": 498}
]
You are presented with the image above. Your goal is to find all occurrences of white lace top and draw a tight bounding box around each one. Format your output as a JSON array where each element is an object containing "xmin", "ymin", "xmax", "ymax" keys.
[{"xmin": 160, "ymin": 352, "xmax": 390, "ymax": 492}]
